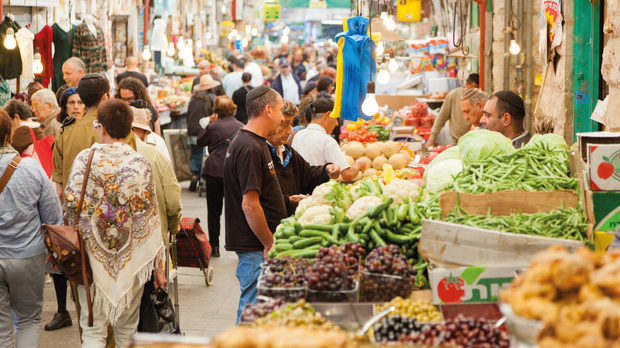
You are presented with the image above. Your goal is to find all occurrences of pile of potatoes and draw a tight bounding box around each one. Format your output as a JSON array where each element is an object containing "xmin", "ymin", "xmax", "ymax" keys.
[{"xmin": 341, "ymin": 141, "xmax": 413, "ymax": 178}]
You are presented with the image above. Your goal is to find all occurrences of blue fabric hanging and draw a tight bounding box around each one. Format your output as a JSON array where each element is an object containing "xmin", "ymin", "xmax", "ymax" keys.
[{"xmin": 334, "ymin": 17, "xmax": 376, "ymax": 121}]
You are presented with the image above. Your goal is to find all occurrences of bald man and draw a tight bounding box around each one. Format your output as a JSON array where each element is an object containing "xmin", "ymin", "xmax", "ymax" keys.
[
  {"xmin": 192, "ymin": 60, "xmax": 226, "ymax": 96},
  {"xmin": 116, "ymin": 56, "xmax": 149, "ymax": 87},
  {"xmin": 55, "ymin": 57, "xmax": 87, "ymax": 102}
]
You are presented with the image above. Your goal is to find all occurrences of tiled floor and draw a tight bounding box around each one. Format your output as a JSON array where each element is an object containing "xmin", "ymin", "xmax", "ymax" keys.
[{"xmin": 39, "ymin": 183, "xmax": 239, "ymax": 347}]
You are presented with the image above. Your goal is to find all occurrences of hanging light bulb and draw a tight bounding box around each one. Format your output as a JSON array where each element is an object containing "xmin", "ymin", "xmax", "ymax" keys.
[
  {"xmin": 142, "ymin": 46, "xmax": 152, "ymax": 61},
  {"xmin": 283, "ymin": 26, "xmax": 291, "ymax": 36},
  {"xmin": 196, "ymin": 40, "xmax": 202, "ymax": 48},
  {"xmin": 509, "ymin": 39, "xmax": 521, "ymax": 55},
  {"xmin": 380, "ymin": 11, "xmax": 388, "ymax": 20},
  {"xmin": 206, "ymin": 31, "xmax": 213, "ymax": 40},
  {"xmin": 177, "ymin": 38, "xmax": 186, "ymax": 50},
  {"xmin": 242, "ymin": 38, "xmax": 249, "ymax": 48},
  {"xmin": 251, "ymin": 27, "xmax": 258, "ymax": 36},
  {"xmin": 33, "ymin": 52, "xmax": 43, "ymax": 74},
  {"xmin": 245, "ymin": 25, "xmax": 252, "ymax": 35},
  {"xmin": 362, "ymin": 82, "xmax": 379, "ymax": 116},
  {"xmin": 377, "ymin": 68, "xmax": 390, "ymax": 84},
  {"xmin": 221, "ymin": 5, "xmax": 226, "ymax": 13},
  {"xmin": 281, "ymin": 35, "xmax": 289, "ymax": 44},
  {"xmin": 167, "ymin": 42, "xmax": 175, "ymax": 56},
  {"xmin": 376, "ymin": 41, "xmax": 384, "ymax": 56},
  {"xmin": 388, "ymin": 57, "xmax": 398, "ymax": 72},
  {"xmin": 383, "ymin": 15, "xmax": 396, "ymax": 31},
  {"xmin": 4, "ymin": 28, "xmax": 16, "ymax": 50}
]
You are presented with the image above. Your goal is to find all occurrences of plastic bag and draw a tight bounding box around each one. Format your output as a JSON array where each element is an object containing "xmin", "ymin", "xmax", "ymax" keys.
[{"xmin": 138, "ymin": 281, "xmax": 180, "ymax": 334}]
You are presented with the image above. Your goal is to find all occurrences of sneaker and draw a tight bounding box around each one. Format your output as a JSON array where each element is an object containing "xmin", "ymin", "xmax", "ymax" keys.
[
  {"xmin": 189, "ymin": 175, "xmax": 198, "ymax": 192},
  {"xmin": 45, "ymin": 273, "xmax": 52, "ymax": 284},
  {"xmin": 44, "ymin": 312, "xmax": 72, "ymax": 331},
  {"xmin": 211, "ymin": 247, "xmax": 220, "ymax": 258}
]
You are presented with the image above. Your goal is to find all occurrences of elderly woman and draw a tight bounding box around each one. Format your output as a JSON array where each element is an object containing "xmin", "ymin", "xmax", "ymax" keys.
[
  {"xmin": 64, "ymin": 99, "xmax": 166, "ymax": 347},
  {"xmin": 56, "ymin": 87, "xmax": 86, "ymax": 126},
  {"xmin": 197, "ymin": 95, "xmax": 243, "ymax": 257},
  {"xmin": 0, "ymin": 109, "xmax": 62, "ymax": 347}
]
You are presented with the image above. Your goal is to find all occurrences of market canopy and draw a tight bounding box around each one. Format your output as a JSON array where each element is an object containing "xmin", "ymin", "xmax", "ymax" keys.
[{"xmin": 281, "ymin": 0, "xmax": 351, "ymax": 8}]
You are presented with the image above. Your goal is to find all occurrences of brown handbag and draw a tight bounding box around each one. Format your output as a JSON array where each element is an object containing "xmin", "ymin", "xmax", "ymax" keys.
[{"xmin": 42, "ymin": 148, "xmax": 95, "ymax": 327}]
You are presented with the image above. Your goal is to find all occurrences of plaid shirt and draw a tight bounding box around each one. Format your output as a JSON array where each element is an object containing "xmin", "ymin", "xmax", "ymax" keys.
[{"xmin": 71, "ymin": 23, "xmax": 108, "ymax": 73}]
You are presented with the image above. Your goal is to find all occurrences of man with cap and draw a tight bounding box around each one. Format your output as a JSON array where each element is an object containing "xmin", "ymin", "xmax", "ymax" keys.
[
  {"xmin": 481, "ymin": 90, "xmax": 532, "ymax": 148},
  {"xmin": 232, "ymin": 72, "xmax": 254, "ymax": 124},
  {"xmin": 131, "ymin": 106, "xmax": 171, "ymax": 161},
  {"xmin": 223, "ymin": 86, "xmax": 287, "ymax": 323},
  {"xmin": 460, "ymin": 88, "xmax": 489, "ymax": 131},
  {"xmin": 270, "ymin": 58, "xmax": 302, "ymax": 105}
]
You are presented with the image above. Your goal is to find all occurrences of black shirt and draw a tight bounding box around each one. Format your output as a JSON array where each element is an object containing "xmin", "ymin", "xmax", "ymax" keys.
[
  {"xmin": 232, "ymin": 85, "xmax": 253, "ymax": 124},
  {"xmin": 224, "ymin": 129, "xmax": 287, "ymax": 252},
  {"xmin": 116, "ymin": 71, "xmax": 149, "ymax": 87}
]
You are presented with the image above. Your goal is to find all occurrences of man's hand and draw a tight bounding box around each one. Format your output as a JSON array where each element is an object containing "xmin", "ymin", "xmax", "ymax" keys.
[
  {"xmin": 209, "ymin": 114, "xmax": 219, "ymax": 123},
  {"xmin": 289, "ymin": 194, "xmax": 308, "ymax": 204},
  {"xmin": 153, "ymin": 262, "xmax": 167, "ymax": 289},
  {"xmin": 427, "ymin": 139, "xmax": 436, "ymax": 148},
  {"xmin": 263, "ymin": 241, "xmax": 274, "ymax": 257},
  {"xmin": 354, "ymin": 159, "xmax": 367, "ymax": 171},
  {"xmin": 326, "ymin": 164, "xmax": 341, "ymax": 179}
]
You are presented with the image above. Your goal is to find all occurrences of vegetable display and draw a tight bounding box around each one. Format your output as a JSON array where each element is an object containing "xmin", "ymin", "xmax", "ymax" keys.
[{"xmin": 377, "ymin": 297, "xmax": 443, "ymax": 322}]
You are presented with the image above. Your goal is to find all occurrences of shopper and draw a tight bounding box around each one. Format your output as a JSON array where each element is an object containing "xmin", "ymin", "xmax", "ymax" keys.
[
  {"xmin": 291, "ymin": 50, "xmax": 307, "ymax": 81},
  {"xmin": 191, "ymin": 61, "xmax": 226, "ymax": 96},
  {"xmin": 187, "ymin": 74, "xmax": 221, "ymax": 192},
  {"xmin": 31, "ymin": 89, "xmax": 61, "ymax": 137},
  {"xmin": 316, "ymin": 76, "xmax": 334, "ymax": 99},
  {"xmin": 0, "ymin": 109, "xmax": 63, "ymax": 348},
  {"xmin": 427, "ymin": 73, "xmax": 479, "ymax": 147},
  {"xmin": 116, "ymin": 77, "xmax": 160, "ymax": 135},
  {"xmin": 296, "ymin": 81, "xmax": 317, "ymax": 127},
  {"xmin": 116, "ymin": 56, "xmax": 149, "ymax": 87},
  {"xmin": 130, "ymin": 106, "xmax": 171, "ymax": 162},
  {"xmin": 223, "ymin": 86, "xmax": 286, "ymax": 322},
  {"xmin": 6, "ymin": 100, "xmax": 44, "ymax": 154},
  {"xmin": 231, "ymin": 72, "xmax": 253, "ymax": 124},
  {"xmin": 64, "ymin": 99, "xmax": 165, "ymax": 348},
  {"xmin": 56, "ymin": 57, "xmax": 86, "ymax": 101},
  {"xmin": 481, "ymin": 90, "xmax": 532, "ymax": 148},
  {"xmin": 197, "ymin": 96, "xmax": 244, "ymax": 257},
  {"xmin": 291, "ymin": 98, "xmax": 365, "ymax": 181},
  {"xmin": 266, "ymin": 100, "xmax": 339, "ymax": 215},
  {"xmin": 460, "ymin": 88, "xmax": 489, "ymax": 130},
  {"xmin": 56, "ymin": 87, "xmax": 86, "ymax": 125},
  {"xmin": 222, "ymin": 58, "xmax": 245, "ymax": 97},
  {"xmin": 271, "ymin": 58, "xmax": 302, "ymax": 105},
  {"xmin": 243, "ymin": 52, "xmax": 264, "ymax": 87}
]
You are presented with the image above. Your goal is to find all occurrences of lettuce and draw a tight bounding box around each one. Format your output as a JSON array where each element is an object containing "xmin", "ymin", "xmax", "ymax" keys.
[
  {"xmin": 457, "ymin": 129, "xmax": 515, "ymax": 166},
  {"xmin": 425, "ymin": 159, "xmax": 463, "ymax": 192},
  {"xmin": 524, "ymin": 134, "xmax": 568, "ymax": 152}
]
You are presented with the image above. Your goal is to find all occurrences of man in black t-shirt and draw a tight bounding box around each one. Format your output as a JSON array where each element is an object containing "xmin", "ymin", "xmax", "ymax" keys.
[
  {"xmin": 116, "ymin": 56, "xmax": 149, "ymax": 87},
  {"xmin": 223, "ymin": 85, "xmax": 286, "ymax": 322}
]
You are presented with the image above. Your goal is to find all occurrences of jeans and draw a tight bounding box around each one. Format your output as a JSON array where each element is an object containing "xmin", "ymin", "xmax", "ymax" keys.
[
  {"xmin": 204, "ymin": 175, "xmax": 224, "ymax": 248},
  {"xmin": 0, "ymin": 253, "xmax": 45, "ymax": 348},
  {"xmin": 189, "ymin": 145, "xmax": 204, "ymax": 175},
  {"xmin": 77, "ymin": 284, "xmax": 143, "ymax": 348},
  {"xmin": 235, "ymin": 251, "xmax": 264, "ymax": 323}
]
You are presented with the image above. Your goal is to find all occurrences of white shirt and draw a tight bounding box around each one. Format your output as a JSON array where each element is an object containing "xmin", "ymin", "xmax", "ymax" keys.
[
  {"xmin": 16, "ymin": 28, "xmax": 34, "ymax": 79},
  {"xmin": 244, "ymin": 62, "xmax": 264, "ymax": 88},
  {"xmin": 146, "ymin": 132, "xmax": 172, "ymax": 163},
  {"xmin": 291, "ymin": 123, "xmax": 350, "ymax": 170},
  {"xmin": 222, "ymin": 71, "xmax": 244, "ymax": 97},
  {"xmin": 281, "ymin": 73, "xmax": 300, "ymax": 105}
]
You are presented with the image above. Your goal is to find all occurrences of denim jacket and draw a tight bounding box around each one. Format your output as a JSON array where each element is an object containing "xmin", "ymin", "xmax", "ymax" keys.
[{"xmin": 0, "ymin": 146, "xmax": 62, "ymax": 258}]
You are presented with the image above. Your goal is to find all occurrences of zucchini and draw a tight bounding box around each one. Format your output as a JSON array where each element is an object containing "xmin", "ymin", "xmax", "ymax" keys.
[
  {"xmin": 275, "ymin": 243, "xmax": 293, "ymax": 252},
  {"xmin": 302, "ymin": 224, "xmax": 335, "ymax": 232},
  {"xmin": 292, "ymin": 237, "xmax": 323, "ymax": 249}
]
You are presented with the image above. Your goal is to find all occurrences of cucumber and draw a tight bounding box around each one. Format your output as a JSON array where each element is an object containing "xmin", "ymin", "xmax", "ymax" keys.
[
  {"xmin": 288, "ymin": 236, "xmax": 303, "ymax": 243},
  {"xmin": 282, "ymin": 226, "xmax": 296, "ymax": 238},
  {"xmin": 302, "ymin": 224, "xmax": 334, "ymax": 232},
  {"xmin": 299, "ymin": 230, "xmax": 331, "ymax": 238},
  {"xmin": 292, "ymin": 237, "xmax": 323, "ymax": 249},
  {"xmin": 294, "ymin": 223, "xmax": 303, "ymax": 234},
  {"xmin": 289, "ymin": 248, "xmax": 320, "ymax": 258},
  {"xmin": 275, "ymin": 243, "xmax": 293, "ymax": 252}
]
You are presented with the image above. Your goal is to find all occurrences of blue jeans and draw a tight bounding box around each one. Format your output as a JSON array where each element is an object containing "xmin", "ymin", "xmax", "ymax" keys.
[
  {"xmin": 235, "ymin": 251, "xmax": 264, "ymax": 323},
  {"xmin": 189, "ymin": 145, "xmax": 204, "ymax": 175}
]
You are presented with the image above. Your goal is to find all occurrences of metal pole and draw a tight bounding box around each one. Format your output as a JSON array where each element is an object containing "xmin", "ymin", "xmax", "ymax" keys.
[
  {"xmin": 524, "ymin": 0, "xmax": 533, "ymax": 132},
  {"xmin": 503, "ymin": 0, "xmax": 511, "ymax": 90},
  {"xmin": 473, "ymin": 0, "xmax": 487, "ymax": 91}
]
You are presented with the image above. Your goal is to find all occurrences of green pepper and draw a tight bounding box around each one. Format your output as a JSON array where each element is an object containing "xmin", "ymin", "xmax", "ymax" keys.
[
  {"xmin": 408, "ymin": 203, "xmax": 420, "ymax": 224},
  {"xmin": 386, "ymin": 230, "xmax": 419, "ymax": 244},
  {"xmin": 346, "ymin": 224, "xmax": 360, "ymax": 243},
  {"xmin": 369, "ymin": 229, "xmax": 387, "ymax": 247},
  {"xmin": 368, "ymin": 198, "xmax": 393, "ymax": 218},
  {"xmin": 397, "ymin": 204, "xmax": 409, "ymax": 221}
]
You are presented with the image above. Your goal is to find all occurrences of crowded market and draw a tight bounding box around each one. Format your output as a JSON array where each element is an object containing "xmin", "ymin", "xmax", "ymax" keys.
[{"xmin": 0, "ymin": 0, "xmax": 618, "ymax": 347}]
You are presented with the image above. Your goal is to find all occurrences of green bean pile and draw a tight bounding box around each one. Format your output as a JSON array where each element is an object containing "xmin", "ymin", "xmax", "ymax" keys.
[
  {"xmin": 447, "ymin": 146, "xmax": 578, "ymax": 193},
  {"xmin": 444, "ymin": 207, "xmax": 588, "ymax": 241}
]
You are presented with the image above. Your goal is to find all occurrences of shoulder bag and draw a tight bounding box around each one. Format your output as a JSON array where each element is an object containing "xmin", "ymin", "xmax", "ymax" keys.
[
  {"xmin": 41, "ymin": 148, "xmax": 95, "ymax": 327},
  {"xmin": 0, "ymin": 155, "xmax": 22, "ymax": 195}
]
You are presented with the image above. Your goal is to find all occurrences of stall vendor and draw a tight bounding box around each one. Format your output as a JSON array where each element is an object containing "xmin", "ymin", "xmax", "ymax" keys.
[
  {"xmin": 480, "ymin": 90, "xmax": 532, "ymax": 149},
  {"xmin": 460, "ymin": 88, "xmax": 489, "ymax": 130}
]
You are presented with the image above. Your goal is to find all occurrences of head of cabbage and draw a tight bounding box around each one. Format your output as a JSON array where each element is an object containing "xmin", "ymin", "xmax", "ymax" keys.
[
  {"xmin": 457, "ymin": 129, "xmax": 515, "ymax": 166},
  {"xmin": 524, "ymin": 134, "xmax": 568, "ymax": 152}
]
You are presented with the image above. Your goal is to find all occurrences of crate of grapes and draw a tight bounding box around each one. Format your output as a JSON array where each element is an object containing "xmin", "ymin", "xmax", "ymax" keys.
[
  {"xmin": 257, "ymin": 276, "xmax": 306, "ymax": 302},
  {"xmin": 359, "ymin": 271, "xmax": 416, "ymax": 302}
]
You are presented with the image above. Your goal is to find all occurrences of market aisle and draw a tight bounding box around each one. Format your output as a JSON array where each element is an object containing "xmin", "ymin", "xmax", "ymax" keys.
[{"xmin": 39, "ymin": 183, "xmax": 239, "ymax": 347}]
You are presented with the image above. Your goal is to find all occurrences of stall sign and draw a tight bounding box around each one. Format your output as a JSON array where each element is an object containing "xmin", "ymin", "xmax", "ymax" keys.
[
  {"xmin": 429, "ymin": 266, "xmax": 516, "ymax": 305},
  {"xmin": 264, "ymin": 4, "xmax": 281, "ymax": 21},
  {"xmin": 589, "ymin": 144, "xmax": 620, "ymax": 191}
]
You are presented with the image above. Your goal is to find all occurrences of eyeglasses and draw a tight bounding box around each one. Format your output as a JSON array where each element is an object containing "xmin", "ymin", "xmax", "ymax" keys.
[
  {"xmin": 119, "ymin": 96, "xmax": 135, "ymax": 103},
  {"xmin": 92, "ymin": 120, "xmax": 102, "ymax": 129}
]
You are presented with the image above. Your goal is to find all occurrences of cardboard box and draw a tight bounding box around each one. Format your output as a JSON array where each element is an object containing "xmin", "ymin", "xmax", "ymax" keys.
[
  {"xmin": 429, "ymin": 266, "xmax": 517, "ymax": 305},
  {"xmin": 588, "ymin": 143, "xmax": 620, "ymax": 190},
  {"xmin": 419, "ymin": 220, "xmax": 583, "ymax": 268}
]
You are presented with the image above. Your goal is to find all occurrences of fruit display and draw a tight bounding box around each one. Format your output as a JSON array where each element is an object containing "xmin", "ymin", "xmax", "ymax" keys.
[
  {"xmin": 252, "ymin": 300, "xmax": 341, "ymax": 331},
  {"xmin": 371, "ymin": 314, "xmax": 423, "ymax": 343},
  {"xmin": 342, "ymin": 141, "xmax": 414, "ymax": 175},
  {"xmin": 500, "ymin": 246, "xmax": 620, "ymax": 347},
  {"xmin": 398, "ymin": 315, "xmax": 510, "ymax": 347},
  {"xmin": 403, "ymin": 101, "xmax": 428, "ymax": 127},
  {"xmin": 376, "ymin": 297, "xmax": 443, "ymax": 323},
  {"xmin": 360, "ymin": 245, "xmax": 416, "ymax": 302},
  {"xmin": 340, "ymin": 116, "xmax": 392, "ymax": 144},
  {"xmin": 211, "ymin": 326, "xmax": 353, "ymax": 348},
  {"xmin": 305, "ymin": 244, "xmax": 362, "ymax": 302},
  {"xmin": 240, "ymin": 297, "xmax": 286, "ymax": 322}
]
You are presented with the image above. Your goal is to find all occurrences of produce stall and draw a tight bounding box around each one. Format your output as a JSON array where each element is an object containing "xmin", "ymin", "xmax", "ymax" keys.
[{"xmin": 150, "ymin": 77, "xmax": 192, "ymax": 127}]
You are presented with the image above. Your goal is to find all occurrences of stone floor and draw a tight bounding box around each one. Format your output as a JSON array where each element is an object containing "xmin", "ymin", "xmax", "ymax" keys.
[{"xmin": 39, "ymin": 182, "xmax": 239, "ymax": 347}]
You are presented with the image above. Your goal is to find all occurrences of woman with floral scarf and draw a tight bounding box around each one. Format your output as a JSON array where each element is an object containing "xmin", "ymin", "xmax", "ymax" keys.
[{"xmin": 64, "ymin": 99, "xmax": 166, "ymax": 347}]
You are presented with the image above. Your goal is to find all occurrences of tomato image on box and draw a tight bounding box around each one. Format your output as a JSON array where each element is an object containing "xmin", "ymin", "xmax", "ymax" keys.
[
  {"xmin": 588, "ymin": 144, "xmax": 620, "ymax": 191},
  {"xmin": 429, "ymin": 266, "xmax": 516, "ymax": 304}
]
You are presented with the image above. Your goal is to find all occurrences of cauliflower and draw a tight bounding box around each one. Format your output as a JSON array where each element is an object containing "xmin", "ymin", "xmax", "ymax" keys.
[
  {"xmin": 346, "ymin": 196, "xmax": 384, "ymax": 220},
  {"xmin": 297, "ymin": 205, "xmax": 333, "ymax": 225},
  {"xmin": 311, "ymin": 181, "xmax": 336, "ymax": 203},
  {"xmin": 383, "ymin": 179, "xmax": 420, "ymax": 204}
]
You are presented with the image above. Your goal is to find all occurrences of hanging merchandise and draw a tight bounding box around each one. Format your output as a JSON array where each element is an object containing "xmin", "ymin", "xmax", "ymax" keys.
[
  {"xmin": 35, "ymin": 25, "xmax": 53, "ymax": 87},
  {"xmin": 52, "ymin": 23, "xmax": 74, "ymax": 92},
  {"xmin": 330, "ymin": 16, "xmax": 376, "ymax": 121},
  {"xmin": 15, "ymin": 27, "xmax": 34, "ymax": 79},
  {"xmin": 397, "ymin": 0, "xmax": 422, "ymax": 22},
  {"xmin": 0, "ymin": 16, "xmax": 23, "ymax": 80},
  {"xmin": 71, "ymin": 17, "xmax": 108, "ymax": 73}
]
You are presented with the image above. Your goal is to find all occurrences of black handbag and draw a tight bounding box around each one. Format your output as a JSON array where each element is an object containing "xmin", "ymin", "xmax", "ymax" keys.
[{"xmin": 138, "ymin": 280, "xmax": 180, "ymax": 334}]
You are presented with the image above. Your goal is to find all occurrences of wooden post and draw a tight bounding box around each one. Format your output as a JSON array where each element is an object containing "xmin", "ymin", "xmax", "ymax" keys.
[{"xmin": 144, "ymin": 0, "xmax": 149, "ymax": 46}]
